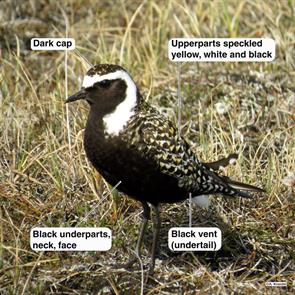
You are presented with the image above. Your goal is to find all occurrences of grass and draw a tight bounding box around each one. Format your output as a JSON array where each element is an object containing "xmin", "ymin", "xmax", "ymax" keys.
[{"xmin": 0, "ymin": 0, "xmax": 294, "ymax": 294}]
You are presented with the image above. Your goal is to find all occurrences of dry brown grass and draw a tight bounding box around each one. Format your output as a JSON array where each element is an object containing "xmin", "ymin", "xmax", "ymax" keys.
[{"xmin": 0, "ymin": 0, "xmax": 294, "ymax": 294}]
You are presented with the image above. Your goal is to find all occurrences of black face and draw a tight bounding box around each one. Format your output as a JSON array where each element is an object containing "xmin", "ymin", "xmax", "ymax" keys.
[{"xmin": 66, "ymin": 78, "xmax": 127, "ymax": 115}]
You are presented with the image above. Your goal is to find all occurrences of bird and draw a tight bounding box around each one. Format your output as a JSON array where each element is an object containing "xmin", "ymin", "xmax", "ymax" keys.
[{"xmin": 66, "ymin": 64, "xmax": 264, "ymax": 273}]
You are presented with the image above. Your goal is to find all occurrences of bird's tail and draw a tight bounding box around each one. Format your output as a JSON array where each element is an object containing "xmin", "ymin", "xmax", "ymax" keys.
[
  {"xmin": 202, "ymin": 154, "xmax": 265, "ymax": 199},
  {"xmin": 221, "ymin": 176, "xmax": 265, "ymax": 198}
]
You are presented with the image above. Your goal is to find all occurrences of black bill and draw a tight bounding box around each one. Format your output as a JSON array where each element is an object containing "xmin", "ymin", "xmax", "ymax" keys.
[{"xmin": 65, "ymin": 89, "xmax": 86, "ymax": 103}]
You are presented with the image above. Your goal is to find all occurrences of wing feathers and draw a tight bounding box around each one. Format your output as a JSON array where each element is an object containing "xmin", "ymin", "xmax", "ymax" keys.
[{"xmin": 203, "ymin": 153, "xmax": 238, "ymax": 171}]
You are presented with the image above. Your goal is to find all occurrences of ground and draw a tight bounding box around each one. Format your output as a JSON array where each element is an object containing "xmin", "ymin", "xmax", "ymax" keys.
[{"xmin": 0, "ymin": 0, "xmax": 294, "ymax": 294}]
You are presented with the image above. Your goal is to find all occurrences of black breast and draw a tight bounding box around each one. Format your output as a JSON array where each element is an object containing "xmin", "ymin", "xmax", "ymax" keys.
[{"xmin": 84, "ymin": 113, "xmax": 188, "ymax": 205}]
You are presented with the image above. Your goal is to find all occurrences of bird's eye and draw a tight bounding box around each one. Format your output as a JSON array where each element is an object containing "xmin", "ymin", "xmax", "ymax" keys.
[{"xmin": 99, "ymin": 80, "xmax": 112, "ymax": 88}]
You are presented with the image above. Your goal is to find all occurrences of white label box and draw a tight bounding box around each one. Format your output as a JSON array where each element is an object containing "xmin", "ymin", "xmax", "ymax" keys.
[
  {"xmin": 31, "ymin": 38, "xmax": 75, "ymax": 50},
  {"xmin": 168, "ymin": 38, "xmax": 275, "ymax": 62},
  {"xmin": 168, "ymin": 227, "xmax": 222, "ymax": 251},
  {"xmin": 30, "ymin": 227, "xmax": 111, "ymax": 251}
]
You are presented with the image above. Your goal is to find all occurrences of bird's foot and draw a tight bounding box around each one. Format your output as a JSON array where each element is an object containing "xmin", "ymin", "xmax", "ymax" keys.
[
  {"xmin": 114, "ymin": 257, "xmax": 138, "ymax": 270},
  {"xmin": 148, "ymin": 264, "xmax": 155, "ymax": 276}
]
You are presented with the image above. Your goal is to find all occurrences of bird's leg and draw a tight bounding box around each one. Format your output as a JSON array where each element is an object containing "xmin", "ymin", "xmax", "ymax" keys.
[
  {"xmin": 120, "ymin": 201, "xmax": 150, "ymax": 269},
  {"xmin": 135, "ymin": 201, "xmax": 150, "ymax": 258},
  {"xmin": 149, "ymin": 204, "xmax": 161, "ymax": 274}
]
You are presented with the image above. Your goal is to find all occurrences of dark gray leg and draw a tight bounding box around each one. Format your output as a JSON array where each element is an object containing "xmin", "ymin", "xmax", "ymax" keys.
[
  {"xmin": 121, "ymin": 201, "xmax": 150, "ymax": 269},
  {"xmin": 135, "ymin": 201, "xmax": 150, "ymax": 257},
  {"xmin": 149, "ymin": 204, "xmax": 161, "ymax": 274}
]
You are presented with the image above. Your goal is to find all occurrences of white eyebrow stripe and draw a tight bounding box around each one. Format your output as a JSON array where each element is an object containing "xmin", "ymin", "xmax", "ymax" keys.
[{"xmin": 82, "ymin": 70, "xmax": 131, "ymax": 88}]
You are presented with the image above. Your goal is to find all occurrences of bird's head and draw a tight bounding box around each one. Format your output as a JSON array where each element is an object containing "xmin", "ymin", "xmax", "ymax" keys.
[{"xmin": 66, "ymin": 64, "xmax": 138, "ymax": 115}]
